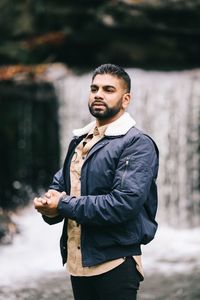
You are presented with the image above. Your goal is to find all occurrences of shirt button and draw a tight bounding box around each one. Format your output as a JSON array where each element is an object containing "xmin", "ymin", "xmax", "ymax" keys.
[{"xmin": 77, "ymin": 246, "xmax": 80, "ymax": 250}]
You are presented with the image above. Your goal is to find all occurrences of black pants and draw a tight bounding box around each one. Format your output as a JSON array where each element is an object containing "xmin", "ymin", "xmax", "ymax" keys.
[{"xmin": 70, "ymin": 257, "xmax": 141, "ymax": 300}]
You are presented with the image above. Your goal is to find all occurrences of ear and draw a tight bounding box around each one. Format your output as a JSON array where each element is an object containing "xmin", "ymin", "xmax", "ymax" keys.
[{"xmin": 122, "ymin": 93, "xmax": 131, "ymax": 109}]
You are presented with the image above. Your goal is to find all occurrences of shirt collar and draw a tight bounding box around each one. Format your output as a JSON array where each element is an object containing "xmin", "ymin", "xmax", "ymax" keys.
[{"xmin": 87, "ymin": 124, "xmax": 108, "ymax": 138}]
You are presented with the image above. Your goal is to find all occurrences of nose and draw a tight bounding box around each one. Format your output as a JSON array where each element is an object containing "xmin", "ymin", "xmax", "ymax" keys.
[{"xmin": 94, "ymin": 88, "xmax": 103, "ymax": 99}]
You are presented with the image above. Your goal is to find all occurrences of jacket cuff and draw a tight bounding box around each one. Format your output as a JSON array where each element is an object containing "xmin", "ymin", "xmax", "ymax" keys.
[
  {"xmin": 42, "ymin": 214, "xmax": 63, "ymax": 225},
  {"xmin": 57, "ymin": 195, "xmax": 76, "ymax": 219}
]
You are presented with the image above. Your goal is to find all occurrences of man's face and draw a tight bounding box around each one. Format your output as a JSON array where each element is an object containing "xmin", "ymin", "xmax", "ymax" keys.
[{"xmin": 88, "ymin": 74, "xmax": 130, "ymax": 123}]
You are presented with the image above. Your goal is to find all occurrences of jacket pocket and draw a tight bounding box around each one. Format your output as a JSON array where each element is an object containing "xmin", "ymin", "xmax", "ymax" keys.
[
  {"xmin": 139, "ymin": 208, "xmax": 158, "ymax": 245},
  {"xmin": 120, "ymin": 157, "xmax": 130, "ymax": 190}
]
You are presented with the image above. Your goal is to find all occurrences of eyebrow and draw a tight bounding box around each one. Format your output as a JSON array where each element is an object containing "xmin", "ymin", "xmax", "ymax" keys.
[{"xmin": 90, "ymin": 84, "xmax": 116, "ymax": 89}]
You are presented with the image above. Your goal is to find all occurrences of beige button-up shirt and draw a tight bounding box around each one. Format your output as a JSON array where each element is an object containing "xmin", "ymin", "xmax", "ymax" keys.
[{"xmin": 67, "ymin": 124, "xmax": 144, "ymax": 278}]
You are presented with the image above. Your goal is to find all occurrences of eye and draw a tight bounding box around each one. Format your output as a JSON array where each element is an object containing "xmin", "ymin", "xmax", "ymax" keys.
[
  {"xmin": 105, "ymin": 87, "xmax": 115, "ymax": 93},
  {"xmin": 90, "ymin": 86, "xmax": 98, "ymax": 93}
]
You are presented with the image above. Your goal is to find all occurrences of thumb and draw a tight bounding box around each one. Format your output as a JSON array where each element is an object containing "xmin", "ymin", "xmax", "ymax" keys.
[
  {"xmin": 45, "ymin": 191, "xmax": 51, "ymax": 198},
  {"xmin": 61, "ymin": 191, "xmax": 66, "ymax": 197},
  {"xmin": 46, "ymin": 199, "xmax": 52, "ymax": 205}
]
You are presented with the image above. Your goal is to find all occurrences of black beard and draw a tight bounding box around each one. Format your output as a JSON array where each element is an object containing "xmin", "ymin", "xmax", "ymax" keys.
[{"xmin": 88, "ymin": 102, "xmax": 122, "ymax": 120}]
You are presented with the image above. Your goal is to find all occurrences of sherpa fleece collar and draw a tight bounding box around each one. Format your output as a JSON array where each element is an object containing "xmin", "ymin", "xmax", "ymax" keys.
[{"xmin": 72, "ymin": 112, "xmax": 136, "ymax": 137}]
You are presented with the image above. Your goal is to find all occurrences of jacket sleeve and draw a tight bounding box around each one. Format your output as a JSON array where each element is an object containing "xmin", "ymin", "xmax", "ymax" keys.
[
  {"xmin": 49, "ymin": 168, "xmax": 65, "ymax": 191},
  {"xmin": 42, "ymin": 168, "xmax": 65, "ymax": 225},
  {"xmin": 57, "ymin": 134, "xmax": 158, "ymax": 226}
]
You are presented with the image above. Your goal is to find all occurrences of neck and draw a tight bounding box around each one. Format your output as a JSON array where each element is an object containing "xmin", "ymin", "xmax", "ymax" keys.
[{"xmin": 96, "ymin": 110, "xmax": 125, "ymax": 127}]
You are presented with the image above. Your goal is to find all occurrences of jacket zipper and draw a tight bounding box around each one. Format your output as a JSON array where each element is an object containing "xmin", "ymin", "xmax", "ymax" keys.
[{"xmin": 121, "ymin": 157, "xmax": 129, "ymax": 189}]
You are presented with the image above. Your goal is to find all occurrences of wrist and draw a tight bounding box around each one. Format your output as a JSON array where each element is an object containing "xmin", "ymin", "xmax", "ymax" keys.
[{"xmin": 44, "ymin": 213, "xmax": 59, "ymax": 218}]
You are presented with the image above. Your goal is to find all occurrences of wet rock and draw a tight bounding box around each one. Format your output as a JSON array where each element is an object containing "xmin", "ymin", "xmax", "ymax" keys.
[
  {"xmin": 0, "ymin": 80, "xmax": 60, "ymax": 211},
  {"xmin": 0, "ymin": 272, "xmax": 73, "ymax": 300},
  {"xmin": 0, "ymin": 209, "xmax": 17, "ymax": 244},
  {"xmin": 0, "ymin": 1, "xmax": 200, "ymax": 69},
  {"xmin": 0, "ymin": 269, "xmax": 200, "ymax": 300}
]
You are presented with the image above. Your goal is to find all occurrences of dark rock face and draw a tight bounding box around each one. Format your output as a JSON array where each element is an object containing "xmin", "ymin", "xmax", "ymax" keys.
[
  {"xmin": 0, "ymin": 0, "xmax": 200, "ymax": 70},
  {"xmin": 0, "ymin": 79, "xmax": 60, "ymax": 243},
  {"xmin": 0, "ymin": 81, "xmax": 60, "ymax": 210}
]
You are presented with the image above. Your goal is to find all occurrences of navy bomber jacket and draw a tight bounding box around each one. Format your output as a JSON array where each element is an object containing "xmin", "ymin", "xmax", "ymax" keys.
[{"xmin": 43, "ymin": 113, "xmax": 159, "ymax": 267}]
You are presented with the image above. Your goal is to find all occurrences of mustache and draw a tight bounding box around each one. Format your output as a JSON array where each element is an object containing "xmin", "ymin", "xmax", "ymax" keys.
[{"xmin": 91, "ymin": 100, "xmax": 107, "ymax": 106}]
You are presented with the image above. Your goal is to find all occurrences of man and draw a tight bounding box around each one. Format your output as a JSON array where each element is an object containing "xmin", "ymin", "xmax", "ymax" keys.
[{"xmin": 34, "ymin": 64, "xmax": 159, "ymax": 300}]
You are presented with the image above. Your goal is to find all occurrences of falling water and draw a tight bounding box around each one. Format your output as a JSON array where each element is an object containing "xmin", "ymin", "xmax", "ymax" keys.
[
  {"xmin": 0, "ymin": 67, "xmax": 200, "ymax": 299},
  {"xmin": 53, "ymin": 68, "xmax": 200, "ymax": 228}
]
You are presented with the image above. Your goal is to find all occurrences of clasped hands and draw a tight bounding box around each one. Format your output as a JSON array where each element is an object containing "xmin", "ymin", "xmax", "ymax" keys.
[{"xmin": 34, "ymin": 189, "xmax": 66, "ymax": 218}]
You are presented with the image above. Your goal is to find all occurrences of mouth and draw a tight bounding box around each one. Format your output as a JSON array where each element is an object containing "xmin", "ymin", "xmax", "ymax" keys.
[{"xmin": 91, "ymin": 101, "xmax": 106, "ymax": 108}]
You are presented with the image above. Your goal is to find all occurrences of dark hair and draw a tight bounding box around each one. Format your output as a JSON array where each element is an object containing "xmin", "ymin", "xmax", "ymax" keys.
[{"xmin": 92, "ymin": 63, "xmax": 131, "ymax": 92}]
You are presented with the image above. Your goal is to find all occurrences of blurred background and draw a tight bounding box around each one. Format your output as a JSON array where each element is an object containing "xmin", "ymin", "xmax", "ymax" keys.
[{"xmin": 0, "ymin": 1, "xmax": 200, "ymax": 299}]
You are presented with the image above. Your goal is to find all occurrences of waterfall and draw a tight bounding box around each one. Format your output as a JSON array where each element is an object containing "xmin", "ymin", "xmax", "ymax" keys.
[
  {"xmin": 53, "ymin": 68, "xmax": 200, "ymax": 227},
  {"xmin": 0, "ymin": 67, "xmax": 200, "ymax": 296}
]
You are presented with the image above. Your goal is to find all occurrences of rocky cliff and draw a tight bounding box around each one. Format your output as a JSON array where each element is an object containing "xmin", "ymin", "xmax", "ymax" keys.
[{"xmin": 0, "ymin": 0, "xmax": 200, "ymax": 70}]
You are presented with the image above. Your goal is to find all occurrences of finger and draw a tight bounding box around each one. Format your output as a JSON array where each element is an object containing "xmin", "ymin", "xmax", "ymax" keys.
[
  {"xmin": 46, "ymin": 199, "xmax": 52, "ymax": 205},
  {"xmin": 34, "ymin": 197, "xmax": 42, "ymax": 207},
  {"xmin": 41, "ymin": 198, "xmax": 48, "ymax": 204},
  {"xmin": 34, "ymin": 197, "xmax": 44, "ymax": 204},
  {"xmin": 34, "ymin": 197, "xmax": 46, "ymax": 208},
  {"xmin": 48, "ymin": 189, "xmax": 61, "ymax": 196},
  {"xmin": 33, "ymin": 197, "xmax": 38, "ymax": 204},
  {"xmin": 45, "ymin": 191, "xmax": 51, "ymax": 198}
]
